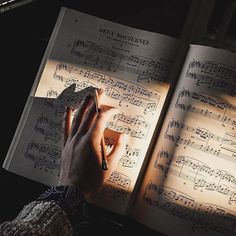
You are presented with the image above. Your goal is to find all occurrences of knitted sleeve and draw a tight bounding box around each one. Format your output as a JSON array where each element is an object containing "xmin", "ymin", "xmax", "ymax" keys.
[{"xmin": 0, "ymin": 186, "xmax": 87, "ymax": 236}]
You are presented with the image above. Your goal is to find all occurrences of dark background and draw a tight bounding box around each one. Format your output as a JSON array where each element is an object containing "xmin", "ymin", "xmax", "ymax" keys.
[{"xmin": 0, "ymin": 0, "xmax": 192, "ymax": 235}]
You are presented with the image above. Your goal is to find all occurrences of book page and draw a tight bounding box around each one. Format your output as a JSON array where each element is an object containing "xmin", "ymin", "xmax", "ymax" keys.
[
  {"xmin": 3, "ymin": 7, "xmax": 183, "ymax": 215},
  {"xmin": 132, "ymin": 45, "xmax": 236, "ymax": 235}
]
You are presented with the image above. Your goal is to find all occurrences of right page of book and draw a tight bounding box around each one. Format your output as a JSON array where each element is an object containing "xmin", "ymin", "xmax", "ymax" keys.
[{"xmin": 132, "ymin": 45, "xmax": 236, "ymax": 236}]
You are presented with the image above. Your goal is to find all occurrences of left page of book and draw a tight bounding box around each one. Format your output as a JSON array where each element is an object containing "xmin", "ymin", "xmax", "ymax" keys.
[{"xmin": 3, "ymin": 7, "xmax": 182, "ymax": 215}]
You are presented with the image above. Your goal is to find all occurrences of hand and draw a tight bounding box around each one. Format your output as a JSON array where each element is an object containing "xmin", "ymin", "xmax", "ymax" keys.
[{"xmin": 58, "ymin": 89, "xmax": 128, "ymax": 199}]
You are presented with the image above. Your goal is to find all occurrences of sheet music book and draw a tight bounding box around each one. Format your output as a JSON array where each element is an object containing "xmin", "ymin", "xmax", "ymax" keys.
[{"xmin": 3, "ymin": 7, "xmax": 236, "ymax": 236}]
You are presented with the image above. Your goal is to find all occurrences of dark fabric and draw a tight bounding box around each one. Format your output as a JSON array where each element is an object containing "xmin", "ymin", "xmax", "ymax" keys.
[{"xmin": 37, "ymin": 185, "xmax": 88, "ymax": 234}]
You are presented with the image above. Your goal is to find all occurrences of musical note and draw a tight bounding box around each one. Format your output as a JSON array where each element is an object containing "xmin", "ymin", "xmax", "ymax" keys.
[
  {"xmin": 106, "ymin": 113, "xmax": 151, "ymax": 139},
  {"xmin": 165, "ymin": 119, "xmax": 236, "ymax": 164},
  {"xmin": 186, "ymin": 59, "xmax": 236, "ymax": 94},
  {"xmin": 107, "ymin": 171, "xmax": 131, "ymax": 189},
  {"xmin": 25, "ymin": 140, "xmax": 61, "ymax": 174},
  {"xmin": 102, "ymin": 171, "xmax": 131, "ymax": 200},
  {"xmin": 192, "ymin": 203, "xmax": 236, "ymax": 234},
  {"xmin": 119, "ymin": 144, "xmax": 141, "ymax": 168},
  {"xmin": 53, "ymin": 63, "xmax": 160, "ymax": 114},
  {"xmin": 34, "ymin": 113, "xmax": 62, "ymax": 143},
  {"xmin": 143, "ymin": 183, "xmax": 195, "ymax": 219},
  {"xmin": 70, "ymin": 39, "xmax": 170, "ymax": 83},
  {"xmin": 175, "ymin": 88, "xmax": 236, "ymax": 128},
  {"xmin": 154, "ymin": 150, "xmax": 236, "ymax": 204},
  {"xmin": 143, "ymin": 183, "xmax": 236, "ymax": 235},
  {"xmin": 102, "ymin": 185, "xmax": 129, "ymax": 201}
]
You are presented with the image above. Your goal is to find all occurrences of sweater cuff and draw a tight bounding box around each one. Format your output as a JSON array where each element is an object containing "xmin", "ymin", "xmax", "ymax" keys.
[{"xmin": 37, "ymin": 185, "xmax": 87, "ymax": 225}]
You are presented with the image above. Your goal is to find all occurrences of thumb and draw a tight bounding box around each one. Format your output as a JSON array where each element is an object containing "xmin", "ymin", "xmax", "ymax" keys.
[{"xmin": 107, "ymin": 133, "xmax": 129, "ymax": 170}]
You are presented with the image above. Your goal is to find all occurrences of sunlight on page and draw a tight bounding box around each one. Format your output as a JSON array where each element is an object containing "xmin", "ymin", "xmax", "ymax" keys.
[
  {"xmin": 132, "ymin": 45, "xmax": 236, "ymax": 236},
  {"xmin": 33, "ymin": 58, "xmax": 171, "ymax": 214}
]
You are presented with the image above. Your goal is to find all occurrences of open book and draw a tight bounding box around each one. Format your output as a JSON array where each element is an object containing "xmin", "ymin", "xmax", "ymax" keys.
[{"xmin": 3, "ymin": 7, "xmax": 236, "ymax": 236}]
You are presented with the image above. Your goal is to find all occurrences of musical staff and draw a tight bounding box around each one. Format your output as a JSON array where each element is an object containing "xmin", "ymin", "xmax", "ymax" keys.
[
  {"xmin": 154, "ymin": 150, "xmax": 236, "ymax": 205},
  {"xmin": 53, "ymin": 63, "xmax": 160, "ymax": 114},
  {"xmin": 144, "ymin": 183, "xmax": 195, "ymax": 219},
  {"xmin": 165, "ymin": 119, "xmax": 236, "ymax": 163},
  {"xmin": 102, "ymin": 171, "xmax": 131, "ymax": 200},
  {"xmin": 106, "ymin": 113, "xmax": 151, "ymax": 139},
  {"xmin": 107, "ymin": 171, "xmax": 131, "ymax": 188},
  {"xmin": 186, "ymin": 59, "xmax": 236, "ymax": 94},
  {"xmin": 175, "ymin": 88, "xmax": 236, "ymax": 128},
  {"xmin": 143, "ymin": 183, "xmax": 236, "ymax": 235},
  {"xmin": 34, "ymin": 113, "xmax": 62, "ymax": 143},
  {"xmin": 25, "ymin": 141, "xmax": 61, "ymax": 174},
  {"xmin": 70, "ymin": 39, "xmax": 170, "ymax": 83},
  {"xmin": 119, "ymin": 144, "xmax": 141, "ymax": 168}
]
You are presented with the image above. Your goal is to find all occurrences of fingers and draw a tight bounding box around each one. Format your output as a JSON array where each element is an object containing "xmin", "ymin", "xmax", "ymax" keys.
[
  {"xmin": 107, "ymin": 133, "xmax": 128, "ymax": 169},
  {"xmin": 63, "ymin": 106, "xmax": 72, "ymax": 147},
  {"xmin": 77, "ymin": 89, "xmax": 105, "ymax": 135},
  {"xmin": 69, "ymin": 95, "xmax": 93, "ymax": 140},
  {"xmin": 96, "ymin": 88, "xmax": 105, "ymax": 109},
  {"xmin": 90, "ymin": 107, "xmax": 119, "ymax": 143}
]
